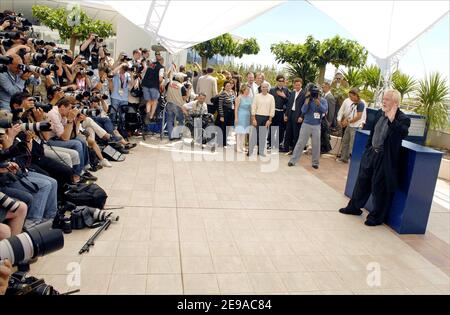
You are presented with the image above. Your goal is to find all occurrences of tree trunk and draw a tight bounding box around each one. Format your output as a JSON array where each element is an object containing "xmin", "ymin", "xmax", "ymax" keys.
[
  {"xmin": 318, "ymin": 65, "xmax": 326, "ymax": 85},
  {"xmin": 201, "ymin": 56, "xmax": 208, "ymax": 69},
  {"xmin": 69, "ymin": 35, "xmax": 77, "ymax": 54}
]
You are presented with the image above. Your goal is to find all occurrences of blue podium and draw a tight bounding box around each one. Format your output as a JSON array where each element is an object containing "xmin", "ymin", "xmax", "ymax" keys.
[{"xmin": 344, "ymin": 130, "xmax": 443, "ymax": 234}]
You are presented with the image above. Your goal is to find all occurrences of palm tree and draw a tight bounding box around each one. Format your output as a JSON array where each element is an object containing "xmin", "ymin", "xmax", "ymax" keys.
[
  {"xmin": 392, "ymin": 71, "xmax": 417, "ymax": 104},
  {"xmin": 343, "ymin": 67, "xmax": 364, "ymax": 89},
  {"xmin": 415, "ymin": 72, "xmax": 449, "ymax": 131},
  {"xmin": 361, "ymin": 65, "xmax": 382, "ymax": 91}
]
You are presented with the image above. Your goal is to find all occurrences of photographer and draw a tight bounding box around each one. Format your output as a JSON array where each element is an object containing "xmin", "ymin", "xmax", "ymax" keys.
[
  {"xmin": 0, "ymin": 53, "xmax": 36, "ymax": 110},
  {"xmin": 141, "ymin": 51, "xmax": 165, "ymax": 122},
  {"xmin": 0, "ymin": 126, "xmax": 58, "ymax": 225},
  {"xmin": 9, "ymin": 92, "xmax": 77, "ymax": 186},
  {"xmin": 165, "ymin": 73, "xmax": 188, "ymax": 141},
  {"xmin": 288, "ymin": 83, "xmax": 328, "ymax": 169},
  {"xmin": 109, "ymin": 60, "xmax": 133, "ymax": 128},
  {"xmin": 46, "ymin": 97, "xmax": 96, "ymax": 181},
  {"xmin": 88, "ymin": 94, "xmax": 136, "ymax": 150},
  {"xmin": 79, "ymin": 33, "xmax": 105, "ymax": 76}
]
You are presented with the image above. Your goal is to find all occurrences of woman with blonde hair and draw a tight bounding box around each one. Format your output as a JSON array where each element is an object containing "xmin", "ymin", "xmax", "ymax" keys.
[{"xmin": 234, "ymin": 84, "xmax": 252, "ymax": 152}]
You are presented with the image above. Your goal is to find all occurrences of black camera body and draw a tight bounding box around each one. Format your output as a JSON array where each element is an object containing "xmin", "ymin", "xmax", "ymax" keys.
[{"xmin": 309, "ymin": 85, "xmax": 321, "ymax": 99}]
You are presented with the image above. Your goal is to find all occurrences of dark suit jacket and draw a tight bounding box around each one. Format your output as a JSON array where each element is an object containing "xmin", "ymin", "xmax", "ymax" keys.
[
  {"xmin": 325, "ymin": 92, "xmax": 337, "ymax": 125},
  {"xmin": 285, "ymin": 89, "xmax": 306, "ymax": 120},
  {"xmin": 366, "ymin": 109, "xmax": 411, "ymax": 192}
]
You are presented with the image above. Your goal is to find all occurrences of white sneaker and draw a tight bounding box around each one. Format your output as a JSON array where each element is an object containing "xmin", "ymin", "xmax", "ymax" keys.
[{"xmin": 100, "ymin": 159, "xmax": 112, "ymax": 167}]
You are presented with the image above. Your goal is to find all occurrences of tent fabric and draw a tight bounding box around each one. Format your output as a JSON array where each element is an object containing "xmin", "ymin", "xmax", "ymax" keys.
[
  {"xmin": 308, "ymin": 0, "xmax": 449, "ymax": 61},
  {"xmin": 80, "ymin": 0, "xmax": 285, "ymax": 54}
]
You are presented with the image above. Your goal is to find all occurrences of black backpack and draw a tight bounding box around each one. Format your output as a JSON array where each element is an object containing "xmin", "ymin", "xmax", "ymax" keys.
[{"xmin": 63, "ymin": 183, "xmax": 108, "ymax": 209}]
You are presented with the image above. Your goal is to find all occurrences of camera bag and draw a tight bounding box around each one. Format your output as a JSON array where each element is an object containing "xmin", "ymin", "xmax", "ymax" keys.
[{"xmin": 62, "ymin": 183, "xmax": 108, "ymax": 209}]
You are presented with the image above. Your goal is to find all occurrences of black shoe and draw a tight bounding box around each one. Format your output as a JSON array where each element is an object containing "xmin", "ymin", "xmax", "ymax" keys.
[
  {"xmin": 288, "ymin": 162, "xmax": 294, "ymax": 167},
  {"xmin": 339, "ymin": 207, "xmax": 363, "ymax": 216},
  {"xmin": 90, "ymin": 164, "xmax": 103, "ymax": 172},
  {"xmin": 125, "ymin": 143, "xmax": 137, "ymax": 150},
  {"xmin": 117, "ymin": 146, "xmax": 130, "ymax": 154},
  {"xmin": 364, "ymin": 219, "xmax": 382, "ymax": 226},
  {"xmin": 82, "ymin": 171, "xmax": 97, "ymax": 181},
  {"xmin": 312, "ymin": 165, "xmax": 319, "ymax": 169}
]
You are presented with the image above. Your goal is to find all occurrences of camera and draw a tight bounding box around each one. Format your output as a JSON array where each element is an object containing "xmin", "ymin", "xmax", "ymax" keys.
[
  {"xmin": 6, "ymin": 271, "xmax": 64, "ymax": 295},
  {"xmin": 120, "ymin": 54, "xmax": 132, "ymax": 62},
  {"xmin": 0, "ymin": 55, "xmax": 13, "ymax": 65},
  {"xmin": 131, "ymin": 62, "xmax": 144, "ymax": 74},
  {"xmin": 0, "ymin": 191, "xmax": 20, "ymax": 212},
  {"xmin": 0, "ymin": 38, "xmax": 13, "ymax": 46},
  {"xmin": 309, "ymin": 85, "xmax": 321, "ymax": 99},
  {"xmin": 28, "ymin": 38, "xmax": 44, "ymax": 46},
  {"xmin": 0, "ymin": 220, "xmax": 64, "ymax": 267},
  {"xmin": 34, "ymin": 102, "xmax": 53, "ymax": 113},
  {"xmin": 30, "ymin": 52, "xmax": 46, "ymax": 66},
  {"xmin": 0, "ymin": 116, "xmax": 52, "ymax": 132},
  {"xmin": 24, "ymin": 64, "xmax": 51, "ymax": 76},
  {"xmin": 0, "ymin": 64, "xmax": 7, "ymax": 73},
  {"xmin": 79, "ymin": 69, "xmax": 94, "ymax": 76},
  {"xmin": 55, "ymin": 53, "xmax": 73, "ymax": 65}
]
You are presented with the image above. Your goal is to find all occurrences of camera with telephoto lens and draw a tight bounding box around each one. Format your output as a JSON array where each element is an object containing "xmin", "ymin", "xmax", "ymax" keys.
[
  {"xmin": 120, "ymin": 54, "xmax": 132, "ymax": 62},
  {"xmin": 0, "ymin": 116, "xmax": 52, "ymax": 132},
  {"xmin": 0, "ymin": 221, "xmax": 64, "ymax": 267},
  {"xmin": 309, "ymin": 84, "xmax": 321, "ymax": 99},
  {"xmin": 18, "ymin": 64, "xmax": 51, "ymax": 76},
  {"xmin": 131, "ymin": 62, "xmax": 144, "ymax": 74}
]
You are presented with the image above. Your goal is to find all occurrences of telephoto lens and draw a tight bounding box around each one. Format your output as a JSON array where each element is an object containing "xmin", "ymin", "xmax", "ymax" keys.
[
  {"xmin": 27, "ymin": 65, "xmax": 51, "ymax": 76},
  {"xmin": 0, "ymin": 64, "xmax": 8, "ymax": 73},
  {"xmin": 0, "ymin": 38, "xmax": 13, "ymax": 46},
  {"xmin": 79, "ymin": 69, "xmax": 94, "ymax": 76},
  {"xmin": 89, "ymin": 208, "xmax": 120, "ymax": 222},
  {"xmin": 0, "ymin": 192, "xmax": 20, "ymax": 212},
  {"xmin": 20, "ymin": 121, "xmax": 52, "ymax": 132},
  {"xmin": 0, "ymin": 220, "xmax": 64, "ymax": 266}
]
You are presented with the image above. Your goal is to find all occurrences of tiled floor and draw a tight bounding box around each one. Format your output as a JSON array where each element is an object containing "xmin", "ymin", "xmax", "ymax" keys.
[{"xmin": 29, "ymin": 136, "xmax": 450, "ymax": 295}]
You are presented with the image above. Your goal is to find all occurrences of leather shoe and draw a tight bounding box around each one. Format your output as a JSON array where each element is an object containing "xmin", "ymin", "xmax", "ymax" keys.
[{"xmin": 339, "ymin": 207, "xmax": 362, "ymax": 215}]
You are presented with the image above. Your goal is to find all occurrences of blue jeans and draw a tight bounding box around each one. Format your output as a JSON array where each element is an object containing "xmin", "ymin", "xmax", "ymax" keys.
[
  {"xmin": 48, "ymin": 136, "xmax": 90, "ymax": 175},
  {"xmin": 92, "ymin": 116, "xmax": 119, "ymax": 140},
  {"xmin": 9, "ymin": 171, "xmax": 58, "ymax": 220},
  {"xmin": 109, "ymin": 98, "xmax": 128, "ymax": 124},
  {"xmin": 166, "ymin": 102, "xmax": 184, "ymax": 140}
]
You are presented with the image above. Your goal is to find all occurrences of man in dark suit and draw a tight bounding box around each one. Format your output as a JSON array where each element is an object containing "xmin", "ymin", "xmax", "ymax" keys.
[
  {"xmin": 322, "ymin": 82, "xmax": 337, "ymax": 129},
  {"xmin": 282, "ymin": 78, "xmax": 305, "ymax": 153},
  {"xmin": 269, "ymin": 75, "xmax": 290, "ymax": 150},
  {"xmin": 339, "ymin": 89, "xmax": 411, "ymax": 226}
]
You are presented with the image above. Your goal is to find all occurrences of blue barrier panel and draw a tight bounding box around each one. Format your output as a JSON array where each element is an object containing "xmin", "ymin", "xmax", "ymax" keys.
[{"xmin": 344, "ymin": 130, "xmax": 443, "ymax": 234}]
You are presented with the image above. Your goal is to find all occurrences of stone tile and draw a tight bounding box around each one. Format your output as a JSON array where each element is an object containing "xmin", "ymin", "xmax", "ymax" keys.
[
  {"xmin": 148, "ymin": 257, "xmax": 181, "ymax": 274},
  {"xmin": 146, "ymin": 274, "xmax": 183, "ymax": 294},
  {"xmin": 217, "ymin": 273, "xmax": 253, "ymax": 294},
  {"xmin": 248, "ymin": 273, "xmax": 287, "ymax": 293},
  {"xmin": 183, "ymin": 274, "xmax": 220, "ymax": 294},
  {"xmin": 108, "ymin": 275, "xmax": 147, "ymax": 295}
]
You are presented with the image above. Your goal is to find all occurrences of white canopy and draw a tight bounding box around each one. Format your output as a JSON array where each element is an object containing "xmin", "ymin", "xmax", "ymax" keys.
[
  {"xmin": 309, "ymin": 0, "xmax": 449, "ymax": 61},
  {"xmin": 79, "ymin": 0, "xmax": 285, "ymax": 54}
]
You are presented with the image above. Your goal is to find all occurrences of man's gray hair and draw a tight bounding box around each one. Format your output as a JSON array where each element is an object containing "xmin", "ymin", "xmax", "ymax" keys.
[{"xmin": 384, "ymin": 89, "xmax": 401, "ymax": 104}]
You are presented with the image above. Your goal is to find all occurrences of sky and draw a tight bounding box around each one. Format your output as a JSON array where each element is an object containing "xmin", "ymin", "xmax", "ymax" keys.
[{"xmin": 232, "ymin": 0, "xmax": 450, "ymax": 82}]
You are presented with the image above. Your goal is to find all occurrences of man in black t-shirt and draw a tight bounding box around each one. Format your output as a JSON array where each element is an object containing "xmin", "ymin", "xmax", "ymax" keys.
[{"xmin": 79, "ymin": 33, "xmax": 105, "ymax": 72}]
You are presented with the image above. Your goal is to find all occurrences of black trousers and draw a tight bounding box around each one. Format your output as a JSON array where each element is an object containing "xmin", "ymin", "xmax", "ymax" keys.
[
  {"xmin": 268, "ymin": 110, "xmax": 286, "ymax": 148},
  {"xmin": 32, "ymin": 156, "xmax": 74, "ymax": 189},
  {"xmin": 217, "ymin": 107, "xmax": 234, "ymax": 147},
  {"xmin": 348, "ymin": 147, "xmax": 394, "ymax": 223},
  {"xmin": 284, "ymin": 113, "xmax": 301, "ymax": 150},
  {"xmin": 249, "ymin": 115, "xmax": 269, "ymax": 156}
]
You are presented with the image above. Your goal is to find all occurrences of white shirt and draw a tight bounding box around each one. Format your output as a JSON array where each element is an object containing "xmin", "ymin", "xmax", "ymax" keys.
[
  {"xmin": 292, "ymin": 90, "xmax": 301, "ymax": 111},
  {"xmin": 337, "ymin": 98, "xmax": 366, "ymax": 128}
]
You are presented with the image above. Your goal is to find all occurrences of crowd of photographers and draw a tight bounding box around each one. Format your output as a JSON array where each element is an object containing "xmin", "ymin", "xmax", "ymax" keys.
[{"xmin": 0, "ymin": 9, "xmax": 144, "ymax": 281}]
